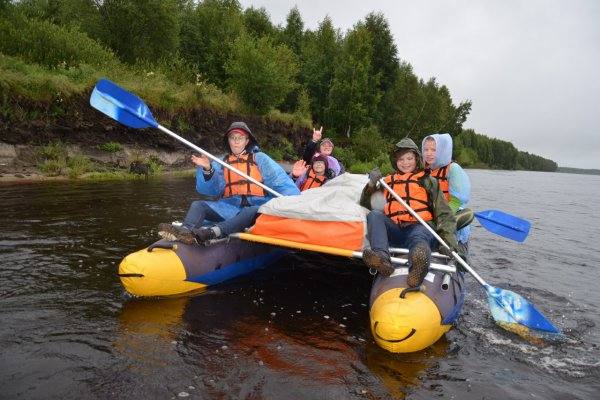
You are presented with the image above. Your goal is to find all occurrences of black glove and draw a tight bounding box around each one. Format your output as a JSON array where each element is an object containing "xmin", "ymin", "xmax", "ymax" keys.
[
  {"xmin": 368, "ymin": 168, "xmax": 382, "ymax": 188},
  {"xmin": 437, "ymin": 245, "xmax": 454, "ymax": 258},
  {"xmin": 438, "ymin": 243, "xmax": 466, "ymax": 258}
]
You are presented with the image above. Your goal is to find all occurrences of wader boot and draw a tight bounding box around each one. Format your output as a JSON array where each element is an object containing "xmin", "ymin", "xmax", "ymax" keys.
[
  {"xmin": 407, "ymin": 243, "xmax": 430, "ymax": 287},
  {"xmin": 363, "ymin": 249, "xmax": 394, "ymax": 277}
]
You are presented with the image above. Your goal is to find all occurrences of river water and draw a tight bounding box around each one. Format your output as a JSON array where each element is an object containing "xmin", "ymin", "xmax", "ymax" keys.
[{"xmin": 0, "ymin": 170, "xmax": 598, "ymax": 399}]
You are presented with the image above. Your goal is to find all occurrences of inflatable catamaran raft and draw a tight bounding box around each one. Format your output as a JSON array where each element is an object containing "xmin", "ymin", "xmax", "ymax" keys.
[
  {"xmin": 91, "ymin": 78, "xmax": 558, "ymax": 354},
  {"xmin": 119, "ymin": 174, "xmax": 465, "ymax": 353}
]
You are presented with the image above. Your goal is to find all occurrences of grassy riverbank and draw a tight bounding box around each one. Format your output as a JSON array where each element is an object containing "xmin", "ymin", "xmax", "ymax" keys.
[
  {"xmin": 0, "ymin": 168, "xmax": 196, "ymax": 184},
  {"xmin": 1, "ymin": 3, "xmax": 559, "ymax": 175}
]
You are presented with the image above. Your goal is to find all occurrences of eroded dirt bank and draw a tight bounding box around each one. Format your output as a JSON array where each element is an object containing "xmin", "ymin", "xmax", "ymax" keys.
[{"xmin": 0, "ymin": 92, "xmax": 309, "ymax": 182}]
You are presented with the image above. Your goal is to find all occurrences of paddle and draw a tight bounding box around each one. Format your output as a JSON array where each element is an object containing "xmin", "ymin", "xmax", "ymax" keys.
[
  {"xmin": 89, "ymin": 79, "xmax": 282, "ymax": 198},
  {"xmin": 474, "ymin": 210, "xmax": 530, "ymax": 243},
  {"xmin": 231, "ymin": 232, "xmax": 456, "ymax": 273},
  {"xmin": 379, "ymin": 179, "xmax": 560, "ymax": 335}
]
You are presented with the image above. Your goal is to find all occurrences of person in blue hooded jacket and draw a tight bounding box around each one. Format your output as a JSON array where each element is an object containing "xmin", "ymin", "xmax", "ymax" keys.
[
  {"xmin": 422, "ymin": 133, "xmax": 472, "ymax": 246},
  {"xmin": 158, "ymin": 122, "xmax": 300, "ymax": 244}
]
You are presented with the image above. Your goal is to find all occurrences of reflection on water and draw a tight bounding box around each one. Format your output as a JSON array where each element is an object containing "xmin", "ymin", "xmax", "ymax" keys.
[
  {"xmin": 1, "ymin": 172, "xmax": 600, "ymax": 399},
  {"xmin": 113, "ymin": 263, "xmax": 448, "ymax": 399},
  {"xmin": 116, "ymin": 296, "xmax": 193, "ymax": 368}
]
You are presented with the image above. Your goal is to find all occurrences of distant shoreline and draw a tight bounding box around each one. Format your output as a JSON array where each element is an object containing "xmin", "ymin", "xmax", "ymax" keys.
[
  {"xmin": 555, "ymin": 167, "xmax": 600, "ymax": 176},
  {"xmin": 2, "ymin": 163, "xmax": 599, "ymax": 185}
]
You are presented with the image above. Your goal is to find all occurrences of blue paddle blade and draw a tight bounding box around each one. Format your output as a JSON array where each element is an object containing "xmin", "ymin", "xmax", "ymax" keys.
[
  {"xmin": 485, "ymin": 284, "xmax": 560, "ymax": 333},
  {"xmin": 90, "ymin": 79, "xmax": 158, "ymax": 129},
  {"xmin": 474, "ymin": 209, "xmax": 531, "ymax": 242}
]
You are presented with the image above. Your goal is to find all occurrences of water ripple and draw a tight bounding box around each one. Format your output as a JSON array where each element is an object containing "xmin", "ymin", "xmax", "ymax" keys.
[{"xmin": 1, "ymin": 172, "xmax": 599, "ymax": 399}]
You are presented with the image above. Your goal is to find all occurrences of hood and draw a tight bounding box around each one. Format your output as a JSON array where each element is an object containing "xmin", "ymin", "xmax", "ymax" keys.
[
  {"xmin": 422, "ymin": 133, "xmax": 452, "ymax": 170},
  {"xmin": 223, "ymin": 121, "xmax": 259, "ymax": 152}
]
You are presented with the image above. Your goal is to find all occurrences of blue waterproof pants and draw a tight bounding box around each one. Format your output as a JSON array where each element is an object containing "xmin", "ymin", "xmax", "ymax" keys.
[
  {"xmin": 183, "ymin": 201, "xmax": 260, "ymax": 236},
  {"xmin": 183, "ymin": 201, "xmax": 225, "ymax": 229},
  {"xmin": 214, "ymin": 206, "xmax": 260, "ymax": 236}
]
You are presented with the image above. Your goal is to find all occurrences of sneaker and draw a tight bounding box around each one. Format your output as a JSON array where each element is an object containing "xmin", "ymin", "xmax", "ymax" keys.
[
  {"xmin": 407, "ymin": 243, "xmax": 430, "ymax": 287},
  {"xmin": 363, "ymin": 249, "xmax": 394, "ymax": 277},
  {"xmin": 192, "ymin": 226, "xmax": 217, "ymax": 244},
  {"xmin": 157, "ymin": 223, "xmax": 197, "ymax": 245}
]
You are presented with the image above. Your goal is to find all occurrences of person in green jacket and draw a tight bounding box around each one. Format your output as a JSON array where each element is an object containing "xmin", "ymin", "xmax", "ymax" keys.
[{"xmin": 360, "ymin": 138, "xmax": 460, "ymax": 286}]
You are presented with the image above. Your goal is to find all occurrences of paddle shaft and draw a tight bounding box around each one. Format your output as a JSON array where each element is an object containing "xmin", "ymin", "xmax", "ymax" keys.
[
  {"xmin": 231, "ymin": 233, "xmax": 456, "ymax": 273},
  {"xmin": 93, "ymin": 81, "xmax": 282, "ymax": 198},
  {"xmin": 157, "ymin": 125, "xmax": 282, "ymax": 198},
  {"xmin": 378, "ymin": 179, "xmax": 487, "ymax": 287}
]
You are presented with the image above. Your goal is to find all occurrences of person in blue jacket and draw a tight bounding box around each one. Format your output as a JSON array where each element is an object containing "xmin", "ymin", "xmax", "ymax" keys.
[
  {"xmin": 158, "ymin": 122, "xmax": 300, "ymax": 244},
  {"xmin": 422, "ymin": 133, "xmax": 472, "ymax": 248}
]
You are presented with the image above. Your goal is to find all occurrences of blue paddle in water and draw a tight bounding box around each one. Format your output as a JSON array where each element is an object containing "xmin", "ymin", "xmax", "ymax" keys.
[
  {"xmin": 474, "ymin": 209, "xmax": 530, "ymax": 243},
  {"xmin": 379, "ymin": 179, "xmax": 560, "ymax": 336},
  {"xmin": 89, "ymin": 78, "xmax": 283, "ymax": 198}
]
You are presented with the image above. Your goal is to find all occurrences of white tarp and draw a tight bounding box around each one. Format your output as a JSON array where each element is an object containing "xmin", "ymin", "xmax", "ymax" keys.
[{"xmin": 258, "ymin": 173, "xmax": 370, "ymax": 222}]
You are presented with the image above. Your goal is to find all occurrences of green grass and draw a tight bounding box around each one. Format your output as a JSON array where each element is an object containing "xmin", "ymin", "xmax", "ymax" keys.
[
  {"xmin": 38, "ymin": 140, "xmax": 68, "ymax": 176},
  {"xmin": 40, "ymin": 140, "xmax": 68, "ymax": 161},
  {"xmin": 98, "ymin": 141, "xmax": 123, "ymax": 153},
  {"xmin": 83, "ymin": 171, "xmax": 135, "ymax": 181},
  {"xmin": 0, "ymin": 11, "xmax": 310, "ymax": 127},
  {"xmin": 0, "ymin": 53, "xmax": 97, "ymax": 102},
  {"xmin": 147, "ymin": 157, "xmax": 163, "ymax": 175},
  {"xmin": 67, "ymin": 154, "xmax": 92, "ymax": 178},
  {"xmin": 82, "ymin": 168, "xmax": 195, "ymax": 181},
  {"xmin": 39, "ymin": 158, "xmax": 66, "ymax": 176},
  {"xmin": 0, "ymin": 52, "xmax": 311, "ymax": 130},
  {"xmin": 266, "ymin": 109, "xmax": 312, "ymax": 129}
]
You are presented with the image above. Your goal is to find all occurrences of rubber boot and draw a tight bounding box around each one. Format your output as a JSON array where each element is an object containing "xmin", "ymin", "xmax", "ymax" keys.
[
  {"xmin": 407, "ymin": 243, "xmax": 430, "ymax": 287},
  {"xmin": 192, "ymin": 226, "xmax": 217, "ymax": 244},
  {"xmin": 157, "ymin": 223, "xmax": 197, "ymax": 245},
  {"xmin": 363, "ymin": 249, "xmax": 394, "ymax": 277}
]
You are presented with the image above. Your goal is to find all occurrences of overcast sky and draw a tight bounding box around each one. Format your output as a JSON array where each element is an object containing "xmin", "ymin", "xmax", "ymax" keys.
[{"xmin": 239, "ymin": 0, "xmax": 600, "ymax": 169}]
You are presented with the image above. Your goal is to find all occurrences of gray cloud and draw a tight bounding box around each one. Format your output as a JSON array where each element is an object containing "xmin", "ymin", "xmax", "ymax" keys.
[{"xmin": 240, "ymin": 0, "xmax": 600, "ymax": 168}]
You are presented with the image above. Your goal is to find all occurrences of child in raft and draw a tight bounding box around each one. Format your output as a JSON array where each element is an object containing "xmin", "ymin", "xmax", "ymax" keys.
[
  {"xmin": 360, "ymin": 137, "xmax": 461, "ymax": 286},
  {"xmin": 158, "ymin": 122, "xmax": 300, "ymax": 244},
  {"xmin": 302, "ymin": 126, "xmax": 344, "ymax": 176},
  {"xmin": 290, "ymin": 153, "xmax": 337, "ymax": 191},
  {"xmin": 422, "ymin": 133, "xmax": 472, "ymax": 250}
]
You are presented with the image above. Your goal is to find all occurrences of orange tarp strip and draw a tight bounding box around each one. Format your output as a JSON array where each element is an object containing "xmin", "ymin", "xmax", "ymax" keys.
[{"xmin": 249, "ymin": 214, "xmax": 364, "ymax": 251}]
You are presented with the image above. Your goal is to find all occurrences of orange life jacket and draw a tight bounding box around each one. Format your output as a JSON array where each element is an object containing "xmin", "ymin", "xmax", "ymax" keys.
[
  {"xmin": 429, "ymin": 164, "xmax": 450, "ymax": 201},
  {"xmin": 300, "ymin": 169, "xmax": 327, "ymax": 191},
  {"xmin": 383, "ymin": 171, "xmax": 433, "ymax": 223},
  {"xmin": 222, "ymin": 153, "xmax": 266, "ymax": 198}
]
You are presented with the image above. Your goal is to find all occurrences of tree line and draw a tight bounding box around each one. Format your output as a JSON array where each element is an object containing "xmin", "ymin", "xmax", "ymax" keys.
[
  {"xmin": 456, "ymin": 130, "xmax": 557, "ymax": 171},
  {"xmin": 0, "ymin": 0, "xmax": 557, "ymax": 171}
]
